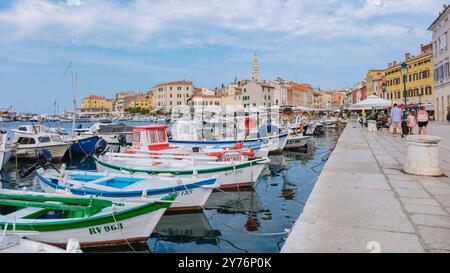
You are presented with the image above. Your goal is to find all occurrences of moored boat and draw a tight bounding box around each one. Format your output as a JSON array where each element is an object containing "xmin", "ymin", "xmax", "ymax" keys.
[
  {"xmin": 0, "ymin": 130, "xmax": 13, "ymax": 171},
  {"xmin": 284, "ymin": 135, "xmax": 311, "ymax": 149},
  {"xmin": 94, "ymin": 152, "xmax": 269, "ymax": 190},
  {"xmin": 11, "ymin": 125, "xmax": 71, "ymax": 160},
  {"xmin": 0, "ymin": 188, "xmax": 175, "ymax": 248},
  {"xmin": 36, "ymin": 167, "xmax": 219, "ymax": 212}
]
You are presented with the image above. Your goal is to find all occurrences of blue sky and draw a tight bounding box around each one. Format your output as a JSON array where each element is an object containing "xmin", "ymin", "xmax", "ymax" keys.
[{"xmin": 0, "ymin": 0, "xmax": 448, "ymax": 113}]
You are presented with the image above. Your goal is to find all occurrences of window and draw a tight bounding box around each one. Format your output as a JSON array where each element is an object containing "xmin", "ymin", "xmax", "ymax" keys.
[
  {"xmin": 133, "ymin": 132, "xmax": 140, "ymax": 142},
  {"xmin": 38, "ymin": 136, "xmax": 51, "ymax": 143},
  {"xmin": 440, "ymin": 33, "xmax": 447, "ymax": 51},
  {"xmin": 18, "ymin": 137, "xmax": 36, "ymax": 145},
  {"xmin": 148, "ymin": 131, "xmax": 158, "ymax": 143},
  {"xmin": 158, "ymin": 130, "xmax": 166, "ymax": 142}
]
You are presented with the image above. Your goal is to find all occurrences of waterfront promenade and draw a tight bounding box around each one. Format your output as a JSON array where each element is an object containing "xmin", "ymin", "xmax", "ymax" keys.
[{"xmin": 282, "ymin": 122, "xmax": 450, "ymax": 253}]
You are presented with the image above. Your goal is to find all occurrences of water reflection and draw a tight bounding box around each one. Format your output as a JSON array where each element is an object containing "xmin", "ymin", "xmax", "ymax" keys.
[
  {"xmin": 205, "ymin": 188, "xmax": 266, "ymax": 215},
  {"xmin": 150, "ymin": 212, "xmax": 220, "ymax": 245}
]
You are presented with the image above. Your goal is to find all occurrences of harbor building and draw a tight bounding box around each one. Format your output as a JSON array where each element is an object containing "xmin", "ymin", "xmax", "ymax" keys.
[
  {"xmin": 216, "ymin": 84, "xmax": 243, "ymax": 107},
  {"xmin": 383, "ymin": 43, "xmax": 434, "ymax": 110},
  {"xmin": 81, "ymin": 95, "xmax": 114, "ymax": 112},
  {"xmin": 286, "ymin": 82, "xmax": 314, "ymax": 108},
  {"xmin": 153, "ymin": 80, "xmax": 194, "ymax": 110},
  {"xmin": 365, "ymin": 69, "xmax": 384, "ymax": 97},
  {"xmin": 429, "ymin": 4, "xmax": 450, "ymax": 121}
]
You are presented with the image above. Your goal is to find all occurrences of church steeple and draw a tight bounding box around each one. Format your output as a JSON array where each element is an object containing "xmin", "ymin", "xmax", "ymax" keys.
[{"xmin": 252, "ymin": 52, "xmax": 259, "ymax": 82}]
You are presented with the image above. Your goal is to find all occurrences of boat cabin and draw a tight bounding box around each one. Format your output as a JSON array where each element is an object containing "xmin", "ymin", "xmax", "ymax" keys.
[
  {"xmin": 11, "ymin": 126, "xmax": 64, "ymax": 147},
  {"xmin": 130, "ymin": 125, "xmax": 171, "ymax": 152}
]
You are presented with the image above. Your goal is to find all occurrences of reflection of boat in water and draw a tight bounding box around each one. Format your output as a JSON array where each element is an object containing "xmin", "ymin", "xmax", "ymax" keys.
[
  {"xmin": 204, "ymin": 188, "xmax": 265, "ymax": 214},
  {"xmin": 151, "ymin": 212, "xmax": 220, "ymax": 245},
  {"xmin": 265, "ymin": 155, "xmax": 288, "ymax": 175}
]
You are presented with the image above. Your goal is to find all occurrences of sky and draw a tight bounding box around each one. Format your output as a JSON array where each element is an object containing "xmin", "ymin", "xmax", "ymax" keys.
[{"xmin": 0, "ymin": 0, "xmax": 448, "ymax": 113}]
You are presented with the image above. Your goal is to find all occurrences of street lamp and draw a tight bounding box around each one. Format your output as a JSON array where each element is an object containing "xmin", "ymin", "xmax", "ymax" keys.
[{"xmin": 400, "ymin": 62, "xmax": 408, "ymax": 112}]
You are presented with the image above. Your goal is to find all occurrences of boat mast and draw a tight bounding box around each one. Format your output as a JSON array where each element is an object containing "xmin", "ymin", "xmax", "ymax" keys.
[{"xmin": 71, "ymin": 69, "xmax": 77, "ymax": 136}]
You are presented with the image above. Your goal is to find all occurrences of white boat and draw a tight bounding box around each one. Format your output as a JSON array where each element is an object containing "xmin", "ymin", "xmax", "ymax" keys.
[
  {"xmin": 11, "ymin": 125, "xmax": 71, "ymax": 160},
  {"xmin": 95, "ymin": 152, "xmax": 269, "ymax": 190},
  {"xmin": 123, "ymin": 125, "xmax": 269, "ymax": 161},
  {"xmin": 0, "ymin": 227, "xmax": 82, "ymax": 253},
  {"xmin": 0, "ymin": 130, "xmax": 13, "ymax": 171},
  {"xmin": 76, "ymin": 122, "xmax": 133, "ymax": 151},
  {"xmin": 169, "ymin": 120, "xmax": 289, "ymax": 152},
  {"xmin": 36, "ymin": 167, "xmax": 219, "ymax": 212},
  {"xmin": 284, "ymin": 134, "xmax": 312, "ymax": 149},
  {"xmin": 0, "ymin": 188, "xmax": 174, "ymax": 248}
]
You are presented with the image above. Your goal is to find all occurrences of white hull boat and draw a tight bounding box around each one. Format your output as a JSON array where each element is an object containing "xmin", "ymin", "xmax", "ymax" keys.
[
  {"xmin": 284, "ymin": 135, "xmax": 312, "ymax": 149},
  {"xmin": 11, "ymin": 125, "xmax": 71, "ymax": 160},
  {"xmin": 94, "ymin": 153, "xmax": 269, "ymax": 189},
  {"xmin": 0, "ymin": 131, "xmax": 13, "ymax": 171},
  {"xmin": 0, "ymin": 189, "xmax": 174, "ymax": 248},
  {"xmin": 36, "ymin": 168, "xmax": 219, "ymax": 212}
]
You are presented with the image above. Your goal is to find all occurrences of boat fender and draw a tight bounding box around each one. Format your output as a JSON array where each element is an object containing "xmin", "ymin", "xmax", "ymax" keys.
[
  {"xmin": 240, "ymin": 149, "xmax": 255, "ymax": 157},
  {"xmin": 208, "ymin": 152, "xmax": 224, "ymax": 158}
]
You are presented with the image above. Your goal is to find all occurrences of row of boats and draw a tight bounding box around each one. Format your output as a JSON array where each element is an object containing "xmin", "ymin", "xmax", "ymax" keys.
[{"xmin": 0, "ymin": 115, "xmax": 341, "ymax": 252}]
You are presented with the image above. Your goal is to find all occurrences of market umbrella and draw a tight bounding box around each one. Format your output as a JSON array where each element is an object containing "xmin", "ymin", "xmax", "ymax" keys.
[{"xmin": 349, "ymin": 94, "xmax": 392, "ymax": 110}]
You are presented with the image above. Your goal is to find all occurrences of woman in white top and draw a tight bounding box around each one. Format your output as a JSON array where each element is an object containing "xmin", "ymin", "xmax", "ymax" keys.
[{"xmin": 417, "ymin": 106, "xmax": 429, "ymax": 135}]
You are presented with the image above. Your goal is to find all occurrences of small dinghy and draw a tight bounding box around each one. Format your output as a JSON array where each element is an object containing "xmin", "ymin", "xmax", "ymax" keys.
[{"xmin": 0, "ymin": 188, "xmax": 175, "ymax": 248}]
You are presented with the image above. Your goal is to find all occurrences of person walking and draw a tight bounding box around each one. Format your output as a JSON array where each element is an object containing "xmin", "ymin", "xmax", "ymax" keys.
[
  {"xmin": 417, "ymin": 106, "xmax": 429, "ymax": 135},
  {"xmin": 390, "ymin": 103, "xmax": 403, "ymax": 137},
  {"xmin": 406, "ymin": 111, "xmax": 416, "ymax": 135}
]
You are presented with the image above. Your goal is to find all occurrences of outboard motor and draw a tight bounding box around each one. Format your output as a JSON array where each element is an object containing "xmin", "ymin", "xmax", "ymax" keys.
[
  {"xmin": 80, "ymin": 138, "xmax": 108, "ymax": 163},
  {"xmin": 117, "ymin": 134, "xmax": 127, "ymax": 147},
  {"xmin": 93, "ymin": 138, "xmax": 108, "ymax": 157},
  {"xmin": 19, "ymin": 149, "xmax": 57, "ymax": 178}
]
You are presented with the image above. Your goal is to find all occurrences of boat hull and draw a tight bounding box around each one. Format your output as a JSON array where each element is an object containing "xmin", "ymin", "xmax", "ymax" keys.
[
  {"xmin": 0, "ymin": 191, "xmax": 173, "ymax": 248},
  {"xmin": 15, "ymin": 144, "xmax": 70, "ymax": 160},
  {"xmin": 70, "ymin": 136, "xmax": 99, "ymax": 155},
  {"xmin": 284, "ymin": 135, "xmax": 311, "ymax": 149},
  {"xmin": 0, "ymin": 149, "xmax": 12, "ymax": 171},
  {"xmin": 18, "ymin": 207, "xmax": 166, "ymax": 248},
  {"xmin": 37, "ymin": 171, "xmax": 217, "ymax": 212}
]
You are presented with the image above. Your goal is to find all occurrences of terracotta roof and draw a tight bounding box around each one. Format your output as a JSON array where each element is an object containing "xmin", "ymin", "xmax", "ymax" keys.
[
  {"xmin": 191, "ymin": 94, "xmax": 221, "ymax": 99},
  {"xmin": 85, "ymin": 95, "xmax": 104, "ymax": 100},
  {"xmin": 154, "ymin": 81, "xmax": 193, "ymax": 87},
  {"xmin": 260, "ymin": 83, "xmax": 275, "ymax": 88}
]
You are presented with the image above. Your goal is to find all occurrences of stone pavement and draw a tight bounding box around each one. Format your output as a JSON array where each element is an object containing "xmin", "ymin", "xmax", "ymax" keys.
[{"xmin": 281, "ymin": 122, "xmax": 450, "ymax": 253}]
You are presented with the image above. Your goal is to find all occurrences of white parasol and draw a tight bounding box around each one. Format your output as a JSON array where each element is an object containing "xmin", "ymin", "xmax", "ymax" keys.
[{"xmin": 349, "ymin": 94, "xmax": 392, "ymax": 110}]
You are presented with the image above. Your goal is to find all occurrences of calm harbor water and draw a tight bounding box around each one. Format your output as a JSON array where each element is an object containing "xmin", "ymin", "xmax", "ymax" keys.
[{"xmin": 0, "ymin": 121, "xmax": 342, "ymax": 253}]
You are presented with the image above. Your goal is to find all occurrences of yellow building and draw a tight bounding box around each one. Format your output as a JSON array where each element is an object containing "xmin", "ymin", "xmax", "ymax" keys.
[
  {"xmin": 81, "ymin": 95, "xmax": 114, "ymax": 112},
  {"xmin": 312, "ymin": 90, "xmax": 321, "ymax": 109},
  {"xmin": 384, "ymin": 44, "xmax": 434, "ymax": 109},
  {"xmin": 365, "ymin": 70, "xmax": 384, "ymax": 97}
]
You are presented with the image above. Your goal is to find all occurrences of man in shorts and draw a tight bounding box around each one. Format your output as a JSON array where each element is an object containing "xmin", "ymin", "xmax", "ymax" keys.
[{"xmin": 390, "ymin": 103, "xmax": 403, "ymax": 137}]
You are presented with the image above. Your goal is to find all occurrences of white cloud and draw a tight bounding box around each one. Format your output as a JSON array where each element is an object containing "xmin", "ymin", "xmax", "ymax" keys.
[
  {"xmin": 66, "ymin": 0, "xmax": 82, "ymax": 6},
  {"xmin": 0, "ymin": 0, "xmax": 444, "ymax": 50}
]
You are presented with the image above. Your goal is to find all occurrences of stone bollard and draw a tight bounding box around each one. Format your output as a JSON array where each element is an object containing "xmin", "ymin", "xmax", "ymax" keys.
[
  {"xmin": 403, "ymin": 135, "xmax": 443, "ymax": 176},
  {"xmin": 367, "ymin": 120, "xmax": 377, "ymax": 132}
]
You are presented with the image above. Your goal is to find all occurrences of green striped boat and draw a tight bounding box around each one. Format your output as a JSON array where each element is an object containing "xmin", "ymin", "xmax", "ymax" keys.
[
  {"xmin": 94, "ymin": 154, "xmax": 270, "ymax": 189},
  {"xmin": 0, "ymin": 189, "xmax": 175, "ymax": 248}
]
